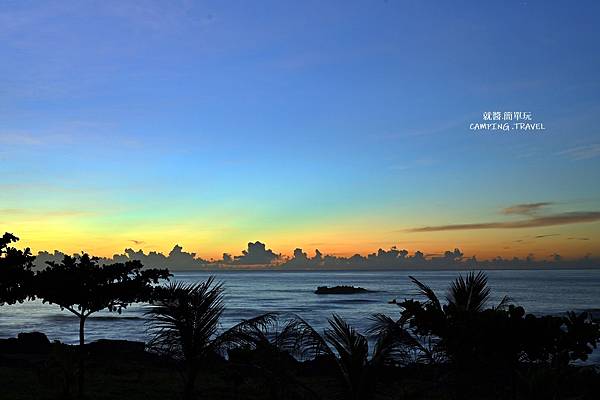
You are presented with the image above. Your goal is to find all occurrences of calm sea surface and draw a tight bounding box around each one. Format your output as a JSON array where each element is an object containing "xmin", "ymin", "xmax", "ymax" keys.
[{"xmin": 2, "ymin": 269, "xmax": 599, "ymax": 361}]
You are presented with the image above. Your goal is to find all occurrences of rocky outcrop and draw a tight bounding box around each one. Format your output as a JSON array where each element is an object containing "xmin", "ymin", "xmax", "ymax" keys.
[
  {"xmin": 0, "ymin": 331, "xmax": 51, "ymax": 354},
  {"xmin": 314, "ymin": 286, "xmax": 369, "ymax": 294}
]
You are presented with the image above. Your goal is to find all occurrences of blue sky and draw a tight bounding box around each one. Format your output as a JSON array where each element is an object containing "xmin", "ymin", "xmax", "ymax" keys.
[{"xmin": 1, "ymin": 0, "xmax": 599, "ymax": 259}]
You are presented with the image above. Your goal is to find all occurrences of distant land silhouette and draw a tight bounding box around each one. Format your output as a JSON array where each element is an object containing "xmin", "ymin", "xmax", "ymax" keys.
[{"xmin": 32, "ymin": 240, "xmax": 600, "ymax": 271}]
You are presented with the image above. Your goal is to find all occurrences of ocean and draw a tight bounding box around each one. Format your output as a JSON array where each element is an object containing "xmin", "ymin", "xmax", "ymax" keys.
[{"xmin": 2, "ymin": 269, "xmax": 599, "ymax": 362}]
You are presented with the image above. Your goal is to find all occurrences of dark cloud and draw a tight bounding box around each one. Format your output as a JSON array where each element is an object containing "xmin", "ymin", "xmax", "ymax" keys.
[
  {"xmin": 30, "ymin": 240, "xmax": 599, "ymax": 271},
  {"xmin": 130, "ymin": 239, "xmax": 144, "ymax": 245},
  {"xmin": 502, "ymin": 202, "xmax": 552, "ymax": 215},
  {"xmin": 409, "ymin": 212, "xmax": 600, "ymax": 232},
  {"xmin": 284, "ymin": 248, "xmax": 310, "ymax": 266},
  {"xmin": 280, "ymin": 246, "xmax": 599, "ymax": 269},
  {"xmin": 535, "ymin": 234, "xmax": 560, "ymax": 239},
  {"xmin": 33, "ymin": 250, "xmax": 67, "ymax": 270},
  {"xmin": 34, "ymin": 245, "xmax": 208, "ymax": 270},
  {"xmin": 166, "ymin": 245, "xmax": 206, "ymax": 269},
  {"xmin": 233, "ymin": 241, "xmax": 280, "ymax": 265}
]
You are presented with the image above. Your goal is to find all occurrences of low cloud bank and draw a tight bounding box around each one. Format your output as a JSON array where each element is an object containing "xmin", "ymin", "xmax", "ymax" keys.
[
  {"xmin": 35, "ymin": 244, "xmax": 209, "ymax": 270},
  {"xmin": 33, "ymin": 242, "xmax": 599, "ymax": 270}
]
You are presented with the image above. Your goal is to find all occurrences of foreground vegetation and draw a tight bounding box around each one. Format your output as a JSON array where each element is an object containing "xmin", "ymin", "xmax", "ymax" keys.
[{"xmin": 2, "ymin": 233, "xmax": 600, "ymax": 399}]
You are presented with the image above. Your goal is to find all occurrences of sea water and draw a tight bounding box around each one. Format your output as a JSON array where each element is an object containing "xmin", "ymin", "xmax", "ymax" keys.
[{"xmin": 2, "ymin": 269, "xmax": 599, "ymax": 362}]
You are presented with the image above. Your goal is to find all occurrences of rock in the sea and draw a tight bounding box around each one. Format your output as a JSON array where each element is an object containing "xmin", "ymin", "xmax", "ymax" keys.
[{"xmin": 315, "ymin": 285, "xmax": 369, "ymax": 294}]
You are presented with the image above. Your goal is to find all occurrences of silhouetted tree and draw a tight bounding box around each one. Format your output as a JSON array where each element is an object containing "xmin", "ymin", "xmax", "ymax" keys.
[
  {"xmin": 146, "ymin": 278, "xmax": 276, "ymax": 400},
  {"xmin": 322, "ymin": 314, "xmax": 422, "ymax": 400},
  {"xmin": 397, "ymin": 271, "xmax": 600, "ymax": 399},
  {"xmin": 398, "ymin": 272, "xmax": 503, "ymax": 366},
  {"xmin": 35, "ymin": 253, "xmax": 170, "ymax": 398},
  {"xmin": 243, "ymin": 313, "xmax": 416, "ymax": 400},
  {"xmin": 0, "ymin": 232, "xmax": 35, "ymax": 306},
  {"xmin": 224, "ymin": 313, "xmax": 326, "ymax": 399}
]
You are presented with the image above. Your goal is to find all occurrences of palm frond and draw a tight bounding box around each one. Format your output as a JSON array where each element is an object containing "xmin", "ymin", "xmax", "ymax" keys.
[
  {"xmin": 368, "ymin": 313, "xmax": 435, "ymax": 366},
  {"xmin": 145, "ymin": 277, "xmax": 225, "ymax": 361},
  {"xmin": 325, "ymin": 314, "xmax": 368, "ymax": 366},
  {"xmin": 324, "ymin": 314, "xmax": 369, "ymax": 399},
  {"xmin": 494, "ymin": 295, "xmax": 512, "ymax": 310},
  {"xmin": 409, "ymin": 276, "xmax": 442, "ymax": 311},
  {"xmin": 446, "ymin": 271, "xmax": 490, "ymax": 313},
  {"xmin": 282, "ymin": 314, "xmax": 332, "ymax": 360},
  {"xmin": 215, "ymin": 312, "xmax": 279, "ymax": 352}
]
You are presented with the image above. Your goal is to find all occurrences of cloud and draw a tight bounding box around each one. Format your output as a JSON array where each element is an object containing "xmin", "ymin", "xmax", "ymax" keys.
[
  {"xmin": 130, "ymin": 239, "xmax": 145, "ymax": 245},
  {"xmin": 381, "ymin": 115, "xmax": 471, "ymax": 138},
  {"xmin": 0, "ymin": 132, "xmax": 43, "ymax": 146},
  {"xmin": 34, "ymin": 244, "xmax": 208, "ymax": 270},
  {"xmin": 0, "ymin": 208, "xmax": 87, "ymax": 218},
  {"xmin": 233, "ymin": 241, "xmax": 280, "ymax": 265},
  {"xmin": 0, "ymin": 130, "xmax": 77, "ymax": 148},
  {"xmin": 388, "ymin": 157, "xmax": 437, "ymax": 172},
  {"xmin": 567, "ymin": 237, "xmax": 590, "ymax": 241},
  {"xmin": 558, "ymin": 144, "xmax": 600, "ymax": 160},
  {"xmin": 502, "ymin": 202, "xmax": 552, "ymax": 215},
  {"xmin": 0, "ymin": 208, "xmax": 26, "ymax": 215},
  {"xmin": 28, "ymin": 241, "xmax": 600, "ymax": 271},
  {"xmin": 535, "ymin": 234, "xmax": 560, "ymax": 239},
  {"xmin": 100, "ymin": 1, "xmax": 201, "ymax": 32},
  {"xmin": 408, "ymin": 211, "xmax": 600, "ymax": 232}
]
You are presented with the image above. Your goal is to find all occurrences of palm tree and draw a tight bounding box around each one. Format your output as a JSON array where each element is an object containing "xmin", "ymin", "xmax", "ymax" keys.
[
  {"xmin": 223, "ymin": 313, "xmax": 328, "ymax": 399},
  {"xmin": 408, "ymin": 270, "xmax": 495, "ymax": 315},
  {"xmin": 398, "ymin": 271, "xmax": 510, "ymax": 369},
  {"xmin": 146, "ymin": 280, "xmax": 418, "ymax": 400},
  {"xmin": 146, "ymin": 277, "xmax": 274, "ymax": 400},
  {"xmin": 368, "ymin": 313, "xmax": 440, "ymax": 365},
  {"xmin": 324, "ymin": 314, "xmax": 370, "ymax": 400},
  {"xmin": 446, "ymin": 271, "xmax": 492, "ymax": 313},
  {"xmin": 280, "ymin": 314, "xmax": 415, "ymax": 400},
  {"xmin": 225, "ymin": 312, "xmax": 417, "ymax": 400}
]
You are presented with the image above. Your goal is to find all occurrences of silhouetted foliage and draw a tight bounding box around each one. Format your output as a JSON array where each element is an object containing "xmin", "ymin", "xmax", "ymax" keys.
[
  {"xmin": 146, "ymin": 278, "xmax": 275, "ymax": 400},
  {"xmin": 223, "ymin": 313, "xmax": 327, "ymax": 399},
  {"xmin": 397, "ymin": 271, "xmax": 600, "ymax": 399},
  {"xmin": 0, "ymin": 232, "xmax": 35, "ymax": 305},
  {"xmin": 35, "ymin": 253, "xmax": 170, "ymax": 397},
  {"xmin": 446, "ymin": 270, "xmax": 491, "ymax": 313},
  {"xmin": 324, "ymin": 314, "xmax": 372, "ymax": 400},
  {"xmin": 233, "ymin": 313, "xmax": 418, "ymax": 400}
]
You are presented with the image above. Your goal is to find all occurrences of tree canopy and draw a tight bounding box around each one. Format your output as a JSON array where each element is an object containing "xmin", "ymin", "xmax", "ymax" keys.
[
  {"xmin": 35, "ymin": 253, "xmax": 171, "ymax": 321},
  {"xmin": 0, "ymin": 232, "xmax": 35, "ymax": 305}
]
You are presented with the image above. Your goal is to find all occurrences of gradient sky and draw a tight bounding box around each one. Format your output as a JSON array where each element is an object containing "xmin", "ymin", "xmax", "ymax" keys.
[{"xmin": 1, "ymin": 0, "xmax": 599, "ymax": 261}]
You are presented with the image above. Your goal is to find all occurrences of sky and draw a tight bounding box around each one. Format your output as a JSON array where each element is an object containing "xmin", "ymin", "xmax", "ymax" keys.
[{"xmin": 1, "ymin": 0, "xmax": 599, "ymax": 262}]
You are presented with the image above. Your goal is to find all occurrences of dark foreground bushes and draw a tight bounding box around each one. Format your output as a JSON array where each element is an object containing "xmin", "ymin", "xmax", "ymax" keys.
[{"xmin": 0, "ymin": 334, "xmax": 599, "ymax": 400}]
